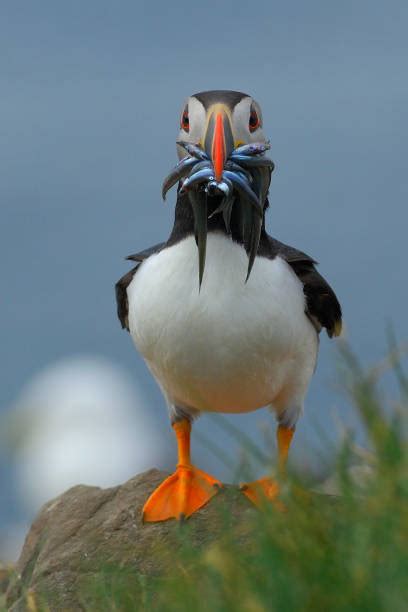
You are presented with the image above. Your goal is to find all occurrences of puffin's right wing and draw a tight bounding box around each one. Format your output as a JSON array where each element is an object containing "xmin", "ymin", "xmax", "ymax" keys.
[{"xmin": 115, "ymin": 242, "xmax": 165, "ymax": 331}]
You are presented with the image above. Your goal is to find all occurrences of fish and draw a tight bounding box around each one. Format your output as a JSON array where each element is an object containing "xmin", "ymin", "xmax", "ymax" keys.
[{"xmin": 162, "ymin": 156, "xmax": 200, "ymax": 200}]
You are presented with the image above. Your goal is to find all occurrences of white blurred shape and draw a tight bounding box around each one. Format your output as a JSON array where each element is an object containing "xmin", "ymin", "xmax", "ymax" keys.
[{"xmin": 13, "ymin": 356, "xmax": 165, "ymax": 513}]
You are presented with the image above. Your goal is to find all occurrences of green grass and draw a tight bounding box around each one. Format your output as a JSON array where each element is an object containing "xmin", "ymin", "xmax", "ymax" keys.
[{"xmin": 13, "ymin": 345, "xmax": 408, "ymax": 611}]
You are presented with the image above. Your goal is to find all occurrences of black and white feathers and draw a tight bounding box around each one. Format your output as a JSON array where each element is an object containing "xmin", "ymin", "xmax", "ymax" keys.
[{"xmin": 116, "ymin": 194, "xmax": 341, "ymax": 339}]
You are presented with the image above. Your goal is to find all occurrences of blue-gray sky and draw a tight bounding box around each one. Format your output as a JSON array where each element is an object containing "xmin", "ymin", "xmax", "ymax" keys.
[{"xmin": 1, "ymin": 1, "xmax": 408, "ymax": 535}]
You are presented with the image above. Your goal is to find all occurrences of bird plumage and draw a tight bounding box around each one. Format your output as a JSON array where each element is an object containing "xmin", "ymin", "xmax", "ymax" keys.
[
  {"xmin": 116, "ymin": 195, "xmax": 342, "ymax": 341},
  {"xmin": 115, "ymin": 89, "xmax": 342, "ymax": 521},
  {"xmin": 125, "ymin": 231, "xmax": 318, "ymax": 429}
]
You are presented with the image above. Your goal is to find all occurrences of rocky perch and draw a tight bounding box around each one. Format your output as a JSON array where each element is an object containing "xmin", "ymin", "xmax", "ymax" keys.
[{"xmin": 5, "ymin": 469, "xmax": 256, "ymax": 611}]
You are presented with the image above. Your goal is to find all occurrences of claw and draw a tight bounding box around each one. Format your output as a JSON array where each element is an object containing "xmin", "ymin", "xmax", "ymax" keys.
[
  {"xmin": 240, "ymin": 476, "xmax": 284, "ymax": 510},
  {"xmin": 142, "ymin": 465, "xmax": 221, "ymax": 522}
]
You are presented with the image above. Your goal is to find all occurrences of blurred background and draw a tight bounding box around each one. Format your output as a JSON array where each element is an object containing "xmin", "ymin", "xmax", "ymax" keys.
[{"xmin": 1, "ymin": 0, "xmax": 407, "ymax": 561}]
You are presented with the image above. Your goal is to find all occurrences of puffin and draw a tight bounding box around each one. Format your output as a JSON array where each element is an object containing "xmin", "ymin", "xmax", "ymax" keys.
[{"xmin": 116, "ymin": 90, "xmax": 342, "ymax": 522}]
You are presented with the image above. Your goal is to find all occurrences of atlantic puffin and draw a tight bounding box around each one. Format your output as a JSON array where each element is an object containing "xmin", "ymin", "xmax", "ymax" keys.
[{"xmin": 116, "ymin": 90, "xmax": 342, "ymax": 522}]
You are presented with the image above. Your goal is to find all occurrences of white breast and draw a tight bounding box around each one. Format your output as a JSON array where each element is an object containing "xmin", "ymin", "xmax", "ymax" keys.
[{"xmin": 127, "ymin": 233, "xmax": 318, "ymax": 415}]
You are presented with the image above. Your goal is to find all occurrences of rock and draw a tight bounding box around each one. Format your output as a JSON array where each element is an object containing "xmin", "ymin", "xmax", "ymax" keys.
[{"xmin": 6, "ymin": 469, "xmax": 255, "ymax": 611}]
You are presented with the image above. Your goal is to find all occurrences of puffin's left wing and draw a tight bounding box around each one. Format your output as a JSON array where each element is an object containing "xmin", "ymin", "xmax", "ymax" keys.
[
  {"xmin": 115, "ymin": 242, "xmax": 165, "ymax": 331},
  {"xmin": 267, "ymin": 236, "xmax": 342, "ymax": 338},
  {"xmin": 288, "ymin": 259, "xmax": 342, "ymax": 337}
]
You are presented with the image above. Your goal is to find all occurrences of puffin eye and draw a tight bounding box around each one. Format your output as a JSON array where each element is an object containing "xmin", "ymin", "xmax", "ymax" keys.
[
  {"xmin": 249, "ymin": 109, "xmax": 261, "ymax": 132},
  {"xmin": 181, "ymin": 108, "xmax": 190, "ymax": 132}
]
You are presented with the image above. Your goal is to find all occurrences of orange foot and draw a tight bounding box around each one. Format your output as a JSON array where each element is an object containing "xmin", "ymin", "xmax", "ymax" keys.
[
  {"xmin": 240, "ymin": 477, "xmax": 286, "ymax": 512},
  {"xmin": 143, "ymin": 465, "xmax": 222, "ymax": 522}
]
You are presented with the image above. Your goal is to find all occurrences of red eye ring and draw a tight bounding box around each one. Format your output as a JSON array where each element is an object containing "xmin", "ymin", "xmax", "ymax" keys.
[
  {"xmin": 181, "ymin": 108, "xmax": 190, "ymax": 132},
  {"xmin": 249, "ymin": 109, "xmax": 261, "ymax": 132}
]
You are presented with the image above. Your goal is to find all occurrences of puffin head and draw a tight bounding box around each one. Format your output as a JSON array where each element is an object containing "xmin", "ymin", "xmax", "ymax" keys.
[
  {"xmin": 176, "ymin": 90, "xmax": 267, "ymax": 177},
  {"xmin": 163, "ymin": 90, "xmax": 274, "ymax": 285}
]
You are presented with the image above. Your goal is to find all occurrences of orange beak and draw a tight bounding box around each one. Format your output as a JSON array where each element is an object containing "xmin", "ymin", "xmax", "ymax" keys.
[
  {"xmin": 204, "ymin": 107, "xmax": 234, "ymax": 183},
  {"xmin": 212, "ymin": 113, "xmax": 226, "ymax": 182}
]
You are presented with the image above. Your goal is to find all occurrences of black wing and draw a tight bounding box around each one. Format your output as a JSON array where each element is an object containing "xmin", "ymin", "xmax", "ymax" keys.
[
  {"xmin": 115, "ymin": 242, "xmax": 165, "ymax": 331},
  {"xmin": 266, "ymin": 236, "xmax": 342, "ymax": 338},
  {"xmin": 288, "ymin": 259, "xmax": 342, "ymax": 337}
]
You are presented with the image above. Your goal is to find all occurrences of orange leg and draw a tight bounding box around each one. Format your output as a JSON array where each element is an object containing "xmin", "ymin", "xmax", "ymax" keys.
[
  {"xmin": 277, "ymin": 424, "xmax": 294, "ymax": 473},
  {"xmin": 142, "ymin": 419, "xmax": 222, "ymax": 522},
  {"xmin": 240, "ymin": 425, "xmax": 295, "ymax": 508}
]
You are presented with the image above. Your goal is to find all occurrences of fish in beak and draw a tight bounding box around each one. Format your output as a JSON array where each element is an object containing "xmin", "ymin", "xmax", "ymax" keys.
[{"xmin": 161, "ymin": 91, "xmax": 275, "ymax": 287}]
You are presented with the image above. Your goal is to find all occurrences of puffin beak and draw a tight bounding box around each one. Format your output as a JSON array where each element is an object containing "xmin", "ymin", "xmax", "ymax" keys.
[{"xmin": 203, "ymin": 105, "xmax": 234, "ymax": 183}]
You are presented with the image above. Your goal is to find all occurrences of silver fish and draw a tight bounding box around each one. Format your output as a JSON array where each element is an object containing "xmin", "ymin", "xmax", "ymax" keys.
[
  {"xmin": 162, "ymin": 156, "xmax": 200, "ymax": 200},
  {"xmin": 251, "ymin": 166, "xmax": 273, "ymax": 211},
  {"xmin": 180, "ymin": 167, "xmax": 215, "ymax": 192},
  {"xmin": 245, "ymin": 207, "xmax": 262, "ymax": 282},
  {"xmin": 176, "ymin": 141, "xmax": 209, "ymax": 160},
  {"xmin": 229, "ymin": 154, "xmax": 275, "ymax": 170},
  {"xmin": 188, "ymin": 189, "xmax": 208, "ymax": 289},
  {"xmin": 208, "ymin": 177, "xmax": 235, "ymax": 234},
  {"xmin": 223, "ymin": 170, "xmax": 262, "ymax": 216},
  {"xmin": 224, "ymin": 160, "xmax": 253, "ymax": 182},
  {"xmin": 232, "ymin": 142, "xmax": 270, "ymax": 156},
  {"xmin": 188, "ymin": 160, "xmax": 213, "ymax": 175}
]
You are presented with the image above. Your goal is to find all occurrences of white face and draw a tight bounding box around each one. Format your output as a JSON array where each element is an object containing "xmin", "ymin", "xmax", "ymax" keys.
[{"xmin": 176, "ymin": 94, "xmax": 267, "ymax": 159}]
